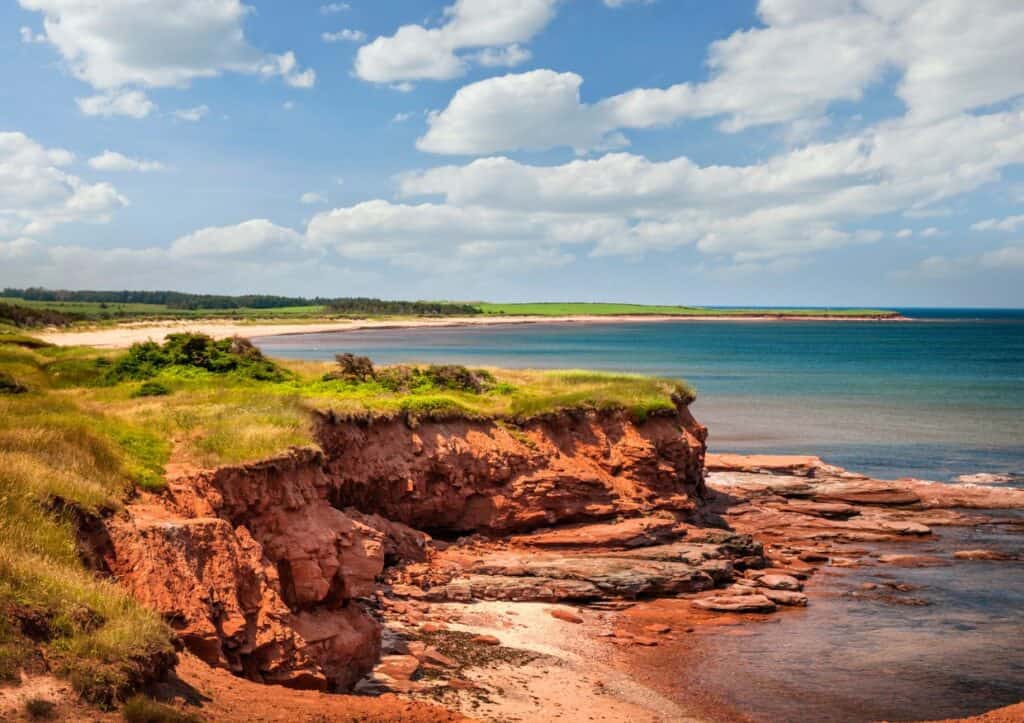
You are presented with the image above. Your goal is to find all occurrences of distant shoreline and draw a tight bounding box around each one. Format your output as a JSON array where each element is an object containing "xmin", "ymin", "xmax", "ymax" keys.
[{"xmin": 38, "ymin": 312, "xmax": 911, "ymax": 349}]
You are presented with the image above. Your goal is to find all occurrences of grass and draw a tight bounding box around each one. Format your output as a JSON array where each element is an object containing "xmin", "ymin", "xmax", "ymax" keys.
[
  {"xmin": 0, "ymin": 334, "xmax": 174, "ymax": 707},
  {"xmin": 474, "ymin": 302, "xmax": 899, "ymax": 318},
  {"xmin": 0, "ymin": 330, "xmax": 692, "ymax": 710}
]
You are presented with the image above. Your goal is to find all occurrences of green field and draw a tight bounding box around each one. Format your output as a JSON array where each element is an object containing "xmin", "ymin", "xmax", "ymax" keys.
[
  {"xmin": 474, "ymin": 302, "xmax": 899, "ymax": 318},
  {"xmin": 0, "ymin": 294, "xmax": 901, "ymax": 329}
]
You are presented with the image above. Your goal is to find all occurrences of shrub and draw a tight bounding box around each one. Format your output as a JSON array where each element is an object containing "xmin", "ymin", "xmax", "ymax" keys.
[
  {"xmin": 121, "ymin": 696, "xmax": 202, "ymax": 723},
  {"xmin": 0, "ymin": 301, "xmax": 82, "ymax": 328},
  {"xmin": 132, "ymin": 381, "xmax": 170, "ymax": 398},
  {"xmin": 0, "ymin": 370, "xmax": 27, "ymax": 394},
  {"xmin": 24, "ymin": 698, "xmax": 57, "ymax": 719},
  {"xmin": 423, "ymin": 364, "xmax": 492, "ymax": 393},
  {"xmin": 324, "ymin": 353, "xmax": 376, "ymax": 382},
  {"xmin": 108, "ymin": 334, "xmax": 287, "ymax": 383}
]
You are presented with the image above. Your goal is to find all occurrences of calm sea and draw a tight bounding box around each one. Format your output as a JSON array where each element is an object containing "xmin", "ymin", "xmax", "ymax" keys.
[{"xmin": 255, "ymin": 309, "xmax": 1024, "ymax": 482}]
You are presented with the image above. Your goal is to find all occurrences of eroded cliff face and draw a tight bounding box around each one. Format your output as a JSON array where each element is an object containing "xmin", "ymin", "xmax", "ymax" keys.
[
  {"xmin": 99, "ymin": 406, "xmax": 707, "ymax": 692},
  {"xmin": 318, "ymin": 407, "xmax": 708, "ymax": 534}
]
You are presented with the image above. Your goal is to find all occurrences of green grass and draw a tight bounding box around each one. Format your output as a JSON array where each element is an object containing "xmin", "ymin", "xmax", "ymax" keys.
[
  {"xmin": 1, "ymin": 296, "xmax": 330, "ymax": 322},
  {"xmin": 473, "ymin": 302, "xmax": 898, "ymax": 318},
  {"xmin": 0, "ymin": 337, "xmax": 174, "ymax": 707}
]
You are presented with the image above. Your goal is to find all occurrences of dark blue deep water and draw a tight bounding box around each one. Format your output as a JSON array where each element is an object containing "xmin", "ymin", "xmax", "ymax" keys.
[{"xmin": 256, "ymin": 309, "xmax": 1024, "ymax": 482}]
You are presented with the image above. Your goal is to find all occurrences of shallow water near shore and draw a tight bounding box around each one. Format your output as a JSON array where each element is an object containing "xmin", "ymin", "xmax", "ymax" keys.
[
  {"xmin": 683, "ymin": 517, "xmax": 1024, "ymax": 722},
  {"xmin": 255, "ymin": 309, "xmax": 1024, "ymax": 482}
]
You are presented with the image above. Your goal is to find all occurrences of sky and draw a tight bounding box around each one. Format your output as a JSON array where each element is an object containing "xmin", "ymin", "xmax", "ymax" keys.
[{"xmin": 1, "ymin": 0, "xmax": 1023, "ymax": 307}]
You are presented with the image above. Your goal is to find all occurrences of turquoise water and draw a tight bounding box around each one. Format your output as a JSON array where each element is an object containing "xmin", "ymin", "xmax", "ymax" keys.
[{"xmin": 255, "ymin": 310, "xmax": 1024, "ymax": 482}]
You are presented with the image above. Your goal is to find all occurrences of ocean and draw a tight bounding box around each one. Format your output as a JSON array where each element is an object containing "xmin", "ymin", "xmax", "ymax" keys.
[{"xmin": 255, "ymin": 309, "xmax": 1024, "ymax": 483}]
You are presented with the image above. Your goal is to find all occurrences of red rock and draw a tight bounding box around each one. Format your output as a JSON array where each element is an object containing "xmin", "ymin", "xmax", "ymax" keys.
[
  {"xmin": 470, "ymin": 635, "xmax": 501, "ymax": 646},
  {"xmin": 445, "ymin": 678, "xmax": 477, "ymax": 690},
  {"xmin": 420, "ymin": 622, "xmax": 445, "ymax": 633},
  {"xmin": 954, "ymin": 549, "xmax": 1014, "ymax": 561},
  {"xmin": 755, "ymin": 574, "xmax": 802, "ymax": 591},
  {"xmin": 762, "ymin": 590, "xmax": 808, "ymax": 606},
  {"xmin": 632, "ymin": 636, "xmax": 659, "ymax": 646},
  {"xmin": 419, "ymin": 647, "xmax": 457, "ymax": 668},
  {"xmin": 878, "ymin": 554, "xmax": 949, "ymax": 567},
  {"xmin": 693, "ymin": 595, "xmax": 777, "ymax": 613},
  {"xmin": 549, "ymin": 609, "xmax": 584, "ymax": 624}
]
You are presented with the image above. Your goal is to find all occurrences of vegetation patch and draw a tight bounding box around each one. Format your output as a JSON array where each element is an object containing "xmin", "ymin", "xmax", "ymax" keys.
[
  {"xmin": 121, "ymin": 695, "xmax": 203, "ymax": 723},
  {"xmin": 107, "ymin": 334, "xmax": 289, "ymax": 383},
  {"xmin": 0, "ymin": 301, "xmax": 82, "ymax": 328}
]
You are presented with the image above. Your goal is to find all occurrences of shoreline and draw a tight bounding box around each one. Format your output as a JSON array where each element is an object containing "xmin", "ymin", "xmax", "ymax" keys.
[{"xmin": 36, "ymin": 312, "xmax": 909, "ymax": 349}]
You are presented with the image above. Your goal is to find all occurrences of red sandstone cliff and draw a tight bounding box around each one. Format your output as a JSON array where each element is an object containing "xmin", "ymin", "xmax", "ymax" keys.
[{"xmin": 99, "ymin": 406, "xmax": 708, "ymax": 692}]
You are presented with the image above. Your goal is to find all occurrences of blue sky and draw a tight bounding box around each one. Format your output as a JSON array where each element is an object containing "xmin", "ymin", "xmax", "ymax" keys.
[{"xmin": 2, "ymin": 0, "xmax": 1023, "ymax": 307}]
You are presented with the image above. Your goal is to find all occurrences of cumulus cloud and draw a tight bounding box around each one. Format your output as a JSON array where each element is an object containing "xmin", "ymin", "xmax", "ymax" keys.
[
  {"xmin": 354, "ymin": 0, "xmax": 555, "ymax": 84},
  {"xmin": 19, "ymin": 0, "xmax": 315, "ymax": 108},
  {"xmin": 972, "ymin": 215, "xmax": 1024, "ymax": 232},
  {"xmin": 419, "ymin": 0, "xmax": 1024, "ymax": 154},
  {"xmin": 169, "ymin": 219, "xmax": 308, "ymax": 259},
  {"xmin": 979, "ymin": 245, "xmax": 1024, "ymax": 269},
  {"xmin": 300, "ymin": 192, "xmax": 327, "ymax": 205},
  {"xmin": 404, "ymin": 106, "xmax": 1024, "ymax": 262},
  {"xmin": 88, "ymin": 151, "xmax": 164, "ymax": 173},
  {"xmin": 77, "ymin": 90, "xmax": 155, "ymax": 119},
  {"xmin": 173, "ymin": 105, "xmax": 210, "ymax": 122},
  {"xmin": 0, "ymin": 131, "xmax": 127, "ymax": 239},
  {"xmin": 323, "ymin": 28, "xmax": 366, "ymax": 43}
]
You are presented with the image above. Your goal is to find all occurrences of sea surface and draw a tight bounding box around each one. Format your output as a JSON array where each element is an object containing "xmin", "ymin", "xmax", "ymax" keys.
[
  {"xmin": 255, "ymin": 308, "xmax": 1024, "ymax": 482},
  {"xmin": 254, "ymin": 309, "xmax": 1024, "ymax": 721}
]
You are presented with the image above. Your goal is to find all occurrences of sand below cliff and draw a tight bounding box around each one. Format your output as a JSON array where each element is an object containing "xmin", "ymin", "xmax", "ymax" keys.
[
  {"xmin": 407, "ymin": 601, "xmax": 708, "ymax": 723},
  {"xmin": 37, "ymin": 313, "xmax": 903, "ymax": 349}
]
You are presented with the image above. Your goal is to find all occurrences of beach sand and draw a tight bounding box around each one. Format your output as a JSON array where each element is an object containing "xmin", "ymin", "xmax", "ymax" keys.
[{"xmin": 37, "ymin": 313, "xmax": 905, "ymax": 349}]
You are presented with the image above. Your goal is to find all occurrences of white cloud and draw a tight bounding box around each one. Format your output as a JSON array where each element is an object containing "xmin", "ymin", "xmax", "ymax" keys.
[
  {"xmin": 323, "ymin": 28, "xmax": 366, "ymax": 43},
  {"xmin": 979, "ymin": 245, "xmax": 1024, "ymax": 269},
  {"xmin": 169, "ymin": 219, "xmax": 307, "ymax": 259},
  {"xmin": 0, "ymin": 237, "xmax": 41, "ymax": 259},
  {"xmin": 88, "ymin": 151, "xmax": 164, "ymax": 173},
  {"xmin": 391, "ymin": 112, "xmax": 414, "ymax": 124},
  {"xmin": 420, "ymin": 0, "xmax": 1024, "ymax": 155},
  {"xmin": 354, "ymin": 0, "xmax": 556, "ymax": 84},
  {"xmin": 19, "ymin": 25, "xmax": 46, "ymax": 43},
  {"xmin": 972, "ymin": 215, "xmax": 1024, "ymax": 232},
  {"xmin": 300, "ymin": 192, "xmax": 327, "ymax": 205},
  {"xmin": 320, "ymin": 2, "xmax": 351, "ymax": 13},
  {"xmin": 896, "ymin": 229, "xmax": 913, "ymax": 238},
  {"xmin": 405, "ymin": 106, "xmax": 1024, "ymax": 262},
  {"xmin": 0, "ymin": 131, "xmax": 127, "ymax": 240},
  {"xmin": 283, "ymin": 100, "xmax": 295, "ymax": 111},
  {"xmin": 920, "ymin": 227, "xmax": 941, "ymax": 238},
  {"xmin": 19, "ymin": 0, "xmax": 315, "ymax": 102},
  {"xmin": 77, "ymin": 90, "xmax": 155, "ymax": 119},
  {"xmin": 173, "ymin": 105, "xmax": 210, "ymax": 122}
]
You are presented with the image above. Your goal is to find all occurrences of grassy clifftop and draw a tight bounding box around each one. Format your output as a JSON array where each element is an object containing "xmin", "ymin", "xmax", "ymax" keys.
[{"xmin": 0, "ymin": 329, "xmax": 694, "ymax": 709}]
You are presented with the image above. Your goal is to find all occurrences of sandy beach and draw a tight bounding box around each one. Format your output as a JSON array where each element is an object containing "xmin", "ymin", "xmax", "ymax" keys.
[{"xmin": 37, "ymin": 313, "xmax": 906, "ymax": 349}]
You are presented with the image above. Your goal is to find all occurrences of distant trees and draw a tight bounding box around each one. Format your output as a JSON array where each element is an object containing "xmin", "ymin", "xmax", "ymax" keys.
[
  {"xmin": 2, "ymin": 288, "xmax": 483, "ymax": 316},
  {"xmin": 0, "ymin": 301, "xmax": 82, "ymax": 327}
]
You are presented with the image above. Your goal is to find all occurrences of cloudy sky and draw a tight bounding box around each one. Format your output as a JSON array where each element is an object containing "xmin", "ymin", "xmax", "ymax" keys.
[{"xmin": 2, "ymin": 0, "xmax": 1023, "ymax": 307}]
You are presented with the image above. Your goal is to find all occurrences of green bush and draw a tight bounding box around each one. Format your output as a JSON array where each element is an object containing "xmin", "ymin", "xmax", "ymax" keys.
[
  {"xmin": 132, "ymin": 381, "xmax": 170, "ymax": 398},
  {"xmin": 323, "ymin": 353, "xmax": 375, "ymax": 382},
  {"xmin": 108, "ymin": 334, "xmax": 288, "ymax": 383}
]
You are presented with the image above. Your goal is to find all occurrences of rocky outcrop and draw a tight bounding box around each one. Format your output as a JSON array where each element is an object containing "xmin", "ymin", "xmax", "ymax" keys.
[
  {"xmin": 104, "ymin": 452, "xmax": 388, "ymax": 691},
  {"xmin": 317, "ymin": 407, "xmax": 707, "ymax": 534},
  {"xmin": 101, "ymin": 405, "xmax": 708, "ymax": 693}
]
